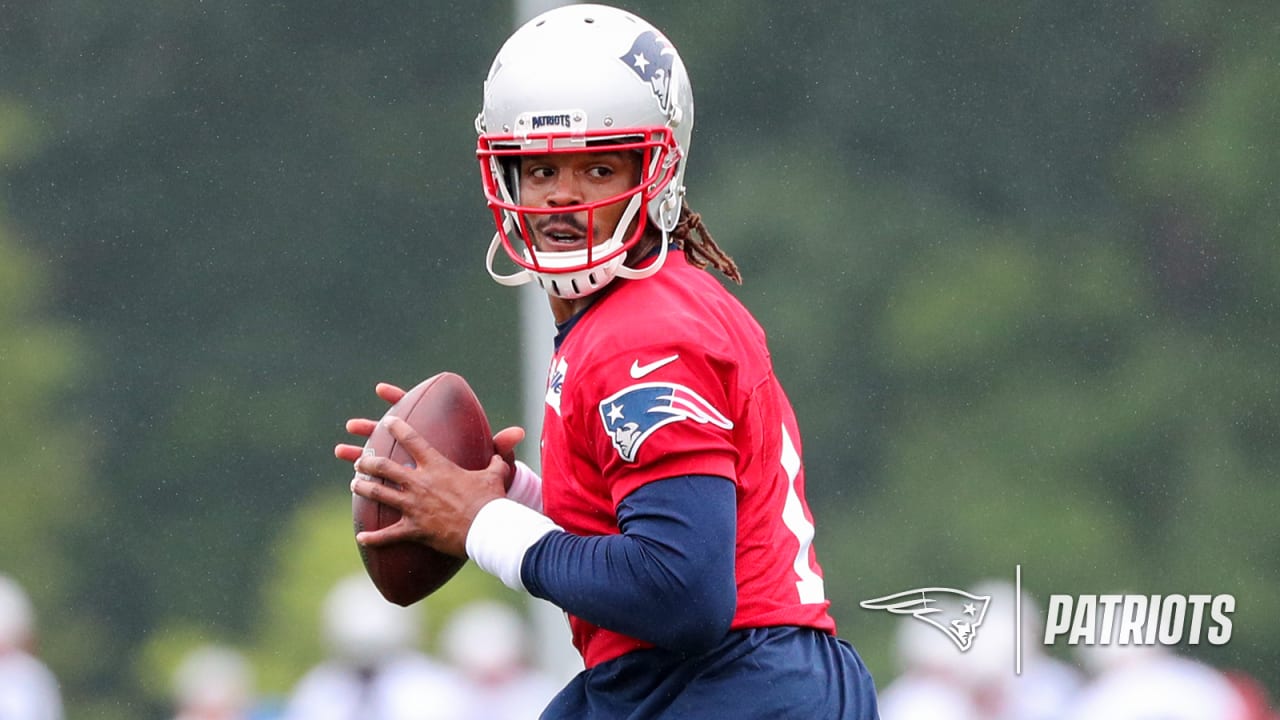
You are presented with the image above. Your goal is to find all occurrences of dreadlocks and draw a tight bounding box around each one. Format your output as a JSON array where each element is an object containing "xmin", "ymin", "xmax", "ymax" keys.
[
  {"xmin": 632, "ymin": 205, "xmax": 742, "ymax": 285},
  {"xmin": 671, "ymin": 206, "xmax": 743, "ymax": 285}
]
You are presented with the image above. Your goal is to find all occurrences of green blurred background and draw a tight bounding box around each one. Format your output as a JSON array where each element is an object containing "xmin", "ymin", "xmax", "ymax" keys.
[{"xmin": 1, "ymin": 0, "xmax": 1277, "ymax": 716}]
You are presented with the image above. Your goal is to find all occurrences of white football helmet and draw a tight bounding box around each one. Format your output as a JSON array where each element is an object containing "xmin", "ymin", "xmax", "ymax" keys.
[
  {"xmin": 476, "ymin": 4, "xmax": 694, "ymax": 299},
  {"xmin": 0, "ymin": 574, "xmax": 35, "ymax": 650},
  {"xmin": 322, "ymin": 573, "xmax": 420, "ymax": 669}
]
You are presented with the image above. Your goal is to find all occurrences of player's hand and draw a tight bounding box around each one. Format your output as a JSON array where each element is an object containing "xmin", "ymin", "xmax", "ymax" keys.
[
  {"xmin": 492, "ymin": 425, "xmax": 525, "ymax": 490},
  {"xmin": 350, "ymin": 416, "xmax": 508, "ymax": 557},
  {"xmin": 333, "ymin": 382, "xmax": 406, "ymax": 463},
  {"xmin": 333, "ymin": 382, "xmax": 525, "ymax": 488}
]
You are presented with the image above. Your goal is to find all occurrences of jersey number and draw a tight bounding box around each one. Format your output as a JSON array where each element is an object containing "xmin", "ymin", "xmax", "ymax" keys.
[{"xmin": 779, "ymin": 424, "xmax": 826, "ymax": 604}]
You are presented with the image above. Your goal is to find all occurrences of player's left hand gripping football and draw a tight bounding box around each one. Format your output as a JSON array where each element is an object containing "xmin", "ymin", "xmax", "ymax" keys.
[
  {"xmin": 349, "ymin": 416, "xmax": 509, "ymax": 558},
  {"xmin": 333, "ymin": 382, "xmax": 526, "ymax": 478},
  {"xmin": 333, "ymin": 382, "xmax": 405, "ymax": 463}
]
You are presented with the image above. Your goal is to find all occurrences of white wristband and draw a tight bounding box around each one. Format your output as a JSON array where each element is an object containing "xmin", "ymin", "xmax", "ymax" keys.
[
  {"xmin": 507, "ymin": 460, "xmax": 544, "ymax": 511},
  {"xmin": 465, "ymin": 498, "xmax": 562, "ymax": 592}
]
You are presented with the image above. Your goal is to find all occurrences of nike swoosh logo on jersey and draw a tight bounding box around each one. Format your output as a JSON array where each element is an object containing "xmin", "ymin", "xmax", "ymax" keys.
[{"xmin": 629, "ymin": 354, "xmax": 680, "ymax": 378}]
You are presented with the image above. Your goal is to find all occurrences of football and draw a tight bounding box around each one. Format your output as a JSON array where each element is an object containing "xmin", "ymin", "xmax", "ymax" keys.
[{"xmin": 353, "ymin": 372, "xmax": 494, "ymax": 606}]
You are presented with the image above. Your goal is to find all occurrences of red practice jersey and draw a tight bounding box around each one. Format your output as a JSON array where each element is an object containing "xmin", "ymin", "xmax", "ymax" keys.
[{"xmin": 540, "ymin": 254, "xmax": 836, "ymax": 668}]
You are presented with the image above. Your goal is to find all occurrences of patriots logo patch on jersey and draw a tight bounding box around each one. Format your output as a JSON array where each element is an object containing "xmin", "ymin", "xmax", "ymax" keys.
[{"xmin": 599, "ymin": 382, "xmax": 733, "ymax": 463}]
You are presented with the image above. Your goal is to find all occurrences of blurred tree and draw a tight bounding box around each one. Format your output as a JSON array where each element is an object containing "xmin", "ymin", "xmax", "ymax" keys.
[
  {"xmin": 4, "ymin": 2, "xmax": 520, "ymax": 715},
  {"xmin": 135, "ymin": 488, "xmax": 517, "ymax": 712},
  {"xmin": 1110, "ymin": 0, "xmax": 1280, "ymax": 681},
  {"xmin": 0, "ymin": 102, "xmax": 98, "ymax": 713}
]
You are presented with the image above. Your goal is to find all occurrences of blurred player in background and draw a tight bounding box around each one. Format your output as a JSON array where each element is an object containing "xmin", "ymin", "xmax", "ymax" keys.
[
  {"xmin": 280, "ymin": 574, "xmax": 465, "ymax": 720},
  {"xmin": 169, "ymin": 644, "xmax": 261, "ymax": 720},
  {"xmin": 875, "ymin": 608, "xmax": 979, "ymax": 720},
  {"xmin": 340, "ymin": 3, "xmax": 879, "ymax": 718},
  {"xmin": 1065, "ymin": 634, "xmax": 1251, "ymax": 720},
  {"xmin": 0, "ymin": 574, "xmax": 64, "ymax": 720},
  {"xmin": 959, "ymin": 580, "xmax": 1081, "ymax": 720},
  {"xmin": 440, "ymin": 600, "xmax": 558, "ymax": 720}
]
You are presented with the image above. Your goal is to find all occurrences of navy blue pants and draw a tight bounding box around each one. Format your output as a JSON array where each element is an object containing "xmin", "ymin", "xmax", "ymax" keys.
[{"xmin": 541, "ymin": 626, "xmax": 879, "ymax": 719}]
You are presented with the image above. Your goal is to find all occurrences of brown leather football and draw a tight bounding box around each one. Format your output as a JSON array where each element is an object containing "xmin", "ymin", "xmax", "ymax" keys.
[{"xmin": 353, "ymin": 372, "xmax": 493, "ymax": 606}]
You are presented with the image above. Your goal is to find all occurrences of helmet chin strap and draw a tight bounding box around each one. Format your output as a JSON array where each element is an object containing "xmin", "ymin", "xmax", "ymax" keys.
[
  {"xmin": 485, "ymin": 216, "xmax": 533, "ymax": 287},
  {"xmin": 614, "ymin": 228, "xmax": 668, "ymax": 280},
  {"xmin": 609, "ymin": 193, "xmax": 668, "ymax": 281},
  {"xmin": 485, "ymin": 193, "xmax": 667, "ymax": 296}
]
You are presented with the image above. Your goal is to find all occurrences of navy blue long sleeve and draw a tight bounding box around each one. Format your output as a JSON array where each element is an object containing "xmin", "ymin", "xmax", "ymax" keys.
[{"xmin": 521, "ymin": 475, "xmax": 737, "ymax": 656}]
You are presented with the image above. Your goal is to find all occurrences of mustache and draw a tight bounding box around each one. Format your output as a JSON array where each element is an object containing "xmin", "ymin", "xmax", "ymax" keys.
[{"xmin": 534, "ymin": 213, "xmax": 589, "ymax": 234}]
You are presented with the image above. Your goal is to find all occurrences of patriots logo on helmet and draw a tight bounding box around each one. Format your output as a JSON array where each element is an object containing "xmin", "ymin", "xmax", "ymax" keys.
[
  {"xmin": 599, "ymin": 382, "xmax": 733, "ymax": 463},
  {"xmin": 619, "ymin": 30, "xmax": 677, "ymax": 114},
  {"xmin": 860, "ymin": 587, "xmax": 992, "ymax": 652}
]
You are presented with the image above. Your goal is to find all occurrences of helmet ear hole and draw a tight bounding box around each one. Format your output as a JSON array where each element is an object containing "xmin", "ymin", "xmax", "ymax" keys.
[
  {"xmin": 499, "ymin": 157, "xmax": 521, "ymax": 203},
  {"xmin": 656, "ymin": 191, "xmax": 680, "ymax": 232}
]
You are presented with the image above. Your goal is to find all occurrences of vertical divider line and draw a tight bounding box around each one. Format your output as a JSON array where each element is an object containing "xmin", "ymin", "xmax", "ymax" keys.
[{"xmin": 1015, "ymin": 563, "xmax": 1023, "ymax": 676}]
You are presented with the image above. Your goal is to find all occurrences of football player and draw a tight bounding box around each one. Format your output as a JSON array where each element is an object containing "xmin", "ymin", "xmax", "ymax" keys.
[
  {"xmin": 341, "ymin": 4, "xmax": 880, "ymax": 717},
  {"xmin": 0, "ymin": 574, "xmax": 64, "ymax": 720}
]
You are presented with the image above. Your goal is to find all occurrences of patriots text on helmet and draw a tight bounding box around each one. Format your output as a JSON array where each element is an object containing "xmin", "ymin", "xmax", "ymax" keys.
[{"xmin": 531, "ymin": 113, "xmax": 573, "ymax": 130}]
